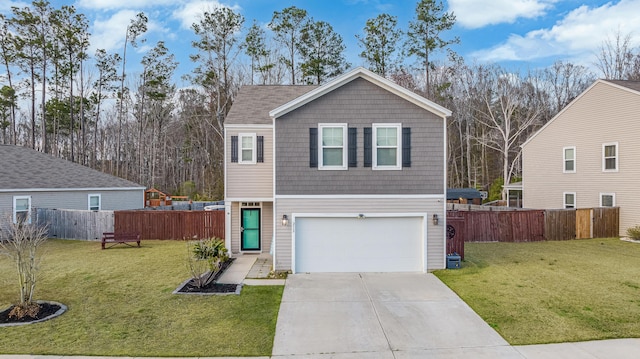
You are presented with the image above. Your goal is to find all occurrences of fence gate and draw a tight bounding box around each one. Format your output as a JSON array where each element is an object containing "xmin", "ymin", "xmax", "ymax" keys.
[
  {"xmin": 446, "ymin": 214, "xmax": 465, "ymax": 259},
  {"xmin": 575, "ymin": 208, "xmax": 592, "ymax": 239}
]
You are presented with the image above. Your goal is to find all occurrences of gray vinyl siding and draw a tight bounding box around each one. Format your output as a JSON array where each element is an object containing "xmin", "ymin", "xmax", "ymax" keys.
[
  {"xmin": 275, "ymin": 78, "xmax": 445, "ymax": 195},
  {"xmin": 0, "ymin": 189, "xmax": 143, "ymax": 217},
  {"xmin": 230, "ymin": 201, "xmax": 273, "ymax": 255},
  {"xmin": 523, "ymin": 81, "xmax": 640, "ymax": 235},
  {"xmin": 226, "ymin": 128, "xmax": 274, "ymax": 199},
  {"xmin": 274, "ymin": 197, "xmax": 446, "ymax": 271}
]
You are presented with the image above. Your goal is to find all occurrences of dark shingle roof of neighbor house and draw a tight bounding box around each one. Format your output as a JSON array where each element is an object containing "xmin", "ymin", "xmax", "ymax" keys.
[
  {"xmin": 0, "ymin": 145, "xmax": 144, "ymax": 190},
  {"xmin": 603, "ymin": 79, "xmax": 640, "ymax": 93},
  {"xmin": 225, "ymin": 85, "xmax": 318, "ymax": 125},
  {"xmin": 447, "ymin": 188, "xmax": 483, "ymax": 200}
]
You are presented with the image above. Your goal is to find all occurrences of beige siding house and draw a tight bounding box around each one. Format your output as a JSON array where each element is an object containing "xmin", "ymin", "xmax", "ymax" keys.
[
  {"xmin": 224, "ymin": 67, "xmax": 451, "ymax": 272},
  {"xmin": 522, "ymin": 79, "xmax": 640, "ymax": 235}
]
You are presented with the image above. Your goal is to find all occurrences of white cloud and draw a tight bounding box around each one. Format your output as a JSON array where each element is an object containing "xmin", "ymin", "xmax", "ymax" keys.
[
  {"xmin": 471, "ymin": 0, "xmax": 640, "ymax": 63},
  {"xmin": 450, "ymin": 0, "xmax": 557, "ymax": 29},
  {"xmin": 90, "ymin": 9, "xmax": 163, "ymax": 53},
  {"xmin": 173, "ymin": 1, "xmax": 240, "ymax": 30}
]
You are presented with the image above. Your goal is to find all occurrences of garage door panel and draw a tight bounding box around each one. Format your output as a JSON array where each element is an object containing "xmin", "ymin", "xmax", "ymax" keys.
[{"xmin": 295, "ymin": 217, "xmax": 423, "ymax": 273}]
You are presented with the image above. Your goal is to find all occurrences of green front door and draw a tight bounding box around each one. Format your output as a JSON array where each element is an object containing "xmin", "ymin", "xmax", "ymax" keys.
[{"xmin": 241, "ymin": 208, "xmax": 261, "ymax": 251}]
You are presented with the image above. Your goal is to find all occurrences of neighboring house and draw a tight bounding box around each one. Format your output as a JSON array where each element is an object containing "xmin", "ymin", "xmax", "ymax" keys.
[
  {"xmin": 522, "ymin": 79, "xmax": 640, "ymax": 236},
  {"xmin": 0, "ymin": 145, "xmax": 145, "ymax": 223},
  {"xmin": 224, "ymin": 67, "xmax": 452, "ymax": 273}
]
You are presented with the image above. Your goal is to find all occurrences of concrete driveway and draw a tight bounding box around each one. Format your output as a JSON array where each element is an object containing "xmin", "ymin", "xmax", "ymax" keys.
[{"xmin": 272, "ymin": 272, "xmax": 523, "ymax": 358}]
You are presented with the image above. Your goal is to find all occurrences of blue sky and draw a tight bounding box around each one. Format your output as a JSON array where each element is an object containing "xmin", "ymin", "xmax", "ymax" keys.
[{"xmin": 3, "ymin": 0, "xmax": 640, "ymax": 85}]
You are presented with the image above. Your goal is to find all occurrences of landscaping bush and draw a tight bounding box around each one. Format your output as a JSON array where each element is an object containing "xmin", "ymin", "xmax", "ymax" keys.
[
  {"xmin": 186, "ymin": 237, "xmax": 228, "ymax": 288},
  {"xmin": 626, "ymin": 225, "xmax": 640, "ymax": 240}
]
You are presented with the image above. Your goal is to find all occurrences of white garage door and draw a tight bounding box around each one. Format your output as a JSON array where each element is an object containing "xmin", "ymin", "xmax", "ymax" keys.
[{"xmin": 294, "ymin": 216, "xmax": 424, "ymax": 273}]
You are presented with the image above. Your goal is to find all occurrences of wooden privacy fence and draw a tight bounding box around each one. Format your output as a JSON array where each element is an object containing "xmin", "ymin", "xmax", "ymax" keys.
[
  {"xmin": 36, "ymin": 208, "xmax": 114, "ymax": 240},
  {"xmin": 114, "ymin": 210, "xmax": 225, "ymax": 240},
  {"xmin": 545, "ymin": 207, "xmax": 619, "ymax": 240},
  {"xmin": 448, "ymin": 210, "xmax": 546, "ymax": 243},
  {"xmin": 448, "ymin": 207, "xmax": 619, "ymax": 244}
]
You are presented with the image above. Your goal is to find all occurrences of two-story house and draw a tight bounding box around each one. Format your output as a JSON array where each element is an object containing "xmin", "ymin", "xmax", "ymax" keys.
[
  {"xmin": 522, "ymin": 79, "xmax": 640, "ymax": 236},
  {"xmin": 224, "ymin": 67, "xmax": 451, "ymax": 273}
]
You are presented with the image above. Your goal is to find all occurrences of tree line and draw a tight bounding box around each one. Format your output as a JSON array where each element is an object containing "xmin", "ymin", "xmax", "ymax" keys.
[{"xmin": 0, "ymin": 0, "xmax": 638, "ymax": 201}]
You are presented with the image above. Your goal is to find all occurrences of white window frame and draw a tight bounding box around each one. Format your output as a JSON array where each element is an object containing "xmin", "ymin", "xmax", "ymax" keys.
[
  {"xmin": 602, "ymin": 142, "xmax": 618, "ymax": 172},
  {"xmin": 599, "ymin": 193, "xmax": 616, "ymax": 207},
  {"xmin": 563, "ymin": 192, "xmax": 576, "ymax": 209},
  {"xmin": 238, "ymin": 133, "xmax": 257, "ymax": 164},
  {"xmin": 318, "ymin": 123, "xmax": 348, "ymax": 170},
  {"xmin": 373, "ymin": 123, "xmax": 402, "ymax": 170},
  {"xmin": 88, "ymin": 194, "xmax": 101, "ymax": 211},
  {"xmin": 13, "ymin": 195, "xmax": 31, "ymax": 224},
  {"xmin": 563, "ymin": 146, "xmax": 576, "ymax": 173}
]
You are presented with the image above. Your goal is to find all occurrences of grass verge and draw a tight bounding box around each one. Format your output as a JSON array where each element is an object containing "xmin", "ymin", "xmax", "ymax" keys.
[
  {"xmin": 0, "ymin": 239, "xmax": 283, "ymax": 357},
  {"xmin": 434, "ymin": 238, "xmax": 640, "ymax": 345}
]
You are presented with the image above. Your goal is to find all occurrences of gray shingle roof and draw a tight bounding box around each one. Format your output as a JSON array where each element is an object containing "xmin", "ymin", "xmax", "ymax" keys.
[
  {"xmin": 602, "ymin": 79, "xmax": 640, "ymax": 93},
  {"xmin": 0, "ymin": 145, "xmax": 144, "ymax": 190},
  {"xmin": 225, "ymin": 85, "xmax": 318, "ymax": 125}
]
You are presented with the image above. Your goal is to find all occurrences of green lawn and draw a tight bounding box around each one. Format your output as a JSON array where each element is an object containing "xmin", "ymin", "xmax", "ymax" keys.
[
  {"xmin": 0, "ymin": 239, "xmax": 283, "ymax": 357},
  {"xmin": 434, "ymin": 238, "xmax": 640, "ymax": 345}
]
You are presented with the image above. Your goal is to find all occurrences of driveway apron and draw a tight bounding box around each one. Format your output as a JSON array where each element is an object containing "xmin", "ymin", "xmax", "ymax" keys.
[{"xmin": 272, "ymin": 272, "xmax": 524, "ymax": 358}]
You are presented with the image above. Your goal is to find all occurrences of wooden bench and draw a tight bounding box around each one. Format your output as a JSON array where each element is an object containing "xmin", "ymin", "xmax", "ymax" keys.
[{"xmin": 101, "ymin": 232, "xmax": 141, "ymax": 249}]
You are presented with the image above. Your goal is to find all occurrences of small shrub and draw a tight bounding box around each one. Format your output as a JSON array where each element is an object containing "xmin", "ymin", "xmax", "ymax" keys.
[
  {"xmin": 186, "ymin": 237, "xmax": 228, "ymax": 288},
  {"xmin": 626, "ymin": 226, "xmax": 640, "ymax": 240}
]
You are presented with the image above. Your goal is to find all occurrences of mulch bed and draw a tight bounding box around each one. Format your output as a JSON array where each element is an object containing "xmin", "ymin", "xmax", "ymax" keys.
[
  {"xmin": 0, "ymin": 302, "xmax": 61, "ymax": 324},
  {"xmin": 176, "ymin": 258, "xmax": 241, "ymax": 294}
]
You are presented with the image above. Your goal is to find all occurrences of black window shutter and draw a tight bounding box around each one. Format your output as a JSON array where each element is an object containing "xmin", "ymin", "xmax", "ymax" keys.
[
  {"xmin": 364, "ymin": 127, "xmax": 372, "ymax": 167},
  {"xmin": 257, "ymin": 136, "xmax": 264, "ymax": 163},
  {"xmin": 402, "ymin": 127, "xmax": 411, "ymax": 168},
  {"xmin": 348, "ymin": 127, "xmax": 357, "ymax": 167},
  {"xmin": 309, "ymin": 128, "xmax": 318, "ymax": 168},
  {"xmin": 231, "ymin": 136, "xmax": 238, "ymax": 163}
]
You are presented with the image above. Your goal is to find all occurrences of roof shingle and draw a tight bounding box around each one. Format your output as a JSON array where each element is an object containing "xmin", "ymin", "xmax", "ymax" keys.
[
  {"xmin": 225, "ymin": 85, "xmax": 318, "ymax": 125},
  {"xmin": 0, "ymin": 145, "xmax": 144, "ymax": 190}
]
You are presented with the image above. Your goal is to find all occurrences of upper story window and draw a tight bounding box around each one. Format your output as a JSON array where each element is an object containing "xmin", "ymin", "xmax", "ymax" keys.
[
  {"xmin": 563, "ymin": 146, "xmax": 575, "ymax": 173},
  {"xmin": 602, "ymin": 142, "xmax": 618, "ymax": 172},
  {"xmin": 373, "ymin": 123, "xmax": 402, "ymax": 170},
  {"xmin": 231, "ymin": 134, "xmax": 263, "ymax": 164},
  {"xmin": 600, "ymin": 193, "xmax": 615, "ymax": 207},
  {"xmin": 240, "ymin": 133, "xmax": 256, "ymax": 164},
  {"xmin": 88, "ymin": 194, "xmax": 101, "ymax": 211},
  {"xmin": 13, "ymin": 195, "xmax": 31, "ymax": 224},
  {"xmin": 319, "ymin": 123, "xmax": 347, "ymax": 170},
  {"xmin": 563, "ymin": 192, "xmax": 576, "ymax": 209}
]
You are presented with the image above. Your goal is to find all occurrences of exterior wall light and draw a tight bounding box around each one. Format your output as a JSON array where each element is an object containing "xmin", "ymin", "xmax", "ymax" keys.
[
  {"xmin": 282, "ymin": 214, "xmax": 289, "ymax": 226},
  {"xmin": 357, "ymin": 214, "xmax": 366, "ymax": 219},
  {"xmin": 432, "ymin": 213, "xmax": 439, "ymax": 225}
]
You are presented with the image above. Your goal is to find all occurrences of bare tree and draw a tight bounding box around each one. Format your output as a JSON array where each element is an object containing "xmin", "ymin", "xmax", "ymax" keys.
[
  {"xmin": 0, "ymin": 215, "xmax": 49, "ymax": 319},
  {"xmin": 595, "ymin": 30, "xmax": 639, "ymax": 80},
  {"xmin": 474, "ymin": 65, "xmax": 543, "ymax": 199}
]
